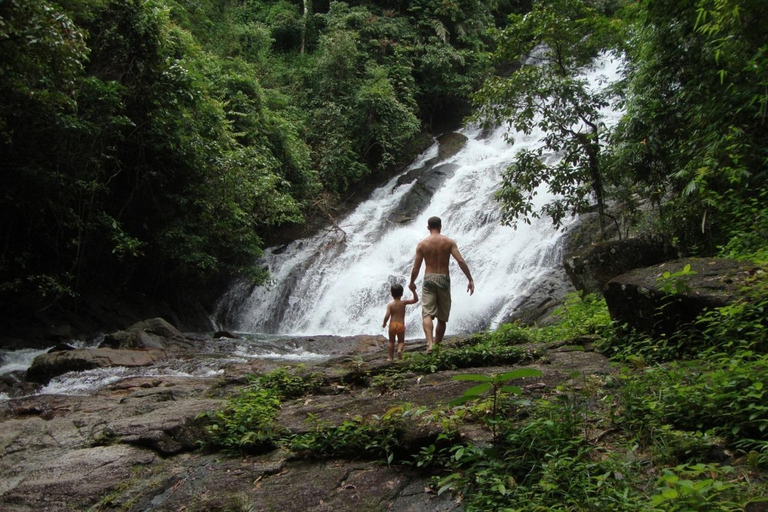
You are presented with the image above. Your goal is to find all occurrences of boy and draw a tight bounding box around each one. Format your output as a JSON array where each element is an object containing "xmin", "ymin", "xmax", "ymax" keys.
[{"xmin": 382, "ymin": 283, "xmax": 419, "ymax": 361}]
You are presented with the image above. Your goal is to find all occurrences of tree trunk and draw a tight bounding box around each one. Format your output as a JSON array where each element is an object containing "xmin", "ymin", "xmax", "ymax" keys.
[
  {"xmin": 577, "ymin": 128, "xmax": 606, "ymax": 239},
  {"xmin": 300, "ymin": 0, "xmax": 310, "ymax": 54}
]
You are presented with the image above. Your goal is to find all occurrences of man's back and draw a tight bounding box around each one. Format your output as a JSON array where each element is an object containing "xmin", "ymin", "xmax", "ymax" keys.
[{"xmin": 418, "ymin": 233, "xmax": 455, "ymax": 275}]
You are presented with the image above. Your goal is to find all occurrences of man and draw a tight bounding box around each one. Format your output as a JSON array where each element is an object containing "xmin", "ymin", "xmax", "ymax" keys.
[{"xmin": 409, "ymin": 216, "xmax": 474, "ymax": 352}]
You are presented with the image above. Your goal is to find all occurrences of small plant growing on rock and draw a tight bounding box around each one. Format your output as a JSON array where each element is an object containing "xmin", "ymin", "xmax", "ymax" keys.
[
  {"xmin": 656, "ymin": 263, "xmax": 698, "ymax": 295},
  {"xmin": 451, "ymin": 368, "xmax": 543, "ymax": 443}
]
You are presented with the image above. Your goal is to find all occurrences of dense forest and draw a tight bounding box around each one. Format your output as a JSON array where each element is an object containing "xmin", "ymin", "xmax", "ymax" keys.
[{"xmin": 1, "ymin": 0, "xmax": 766, "ymax": 311}]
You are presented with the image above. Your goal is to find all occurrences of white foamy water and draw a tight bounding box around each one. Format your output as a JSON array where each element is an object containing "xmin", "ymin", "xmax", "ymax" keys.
[
  {"xmin": 0, "ymin": 348, "xmax": 51, "ymax": 376},
  {"xmin": 216, "ymin": 56, "xmax": 624, "ymax": 338},
  {"xmin": 0, "ymin": 334, "xmax": 329, "ymax": 399}
]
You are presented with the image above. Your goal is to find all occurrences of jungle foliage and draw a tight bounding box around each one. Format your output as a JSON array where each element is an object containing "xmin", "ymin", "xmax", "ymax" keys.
[{"xmin": 0, "ymin": 0, "xmax": 518, "ymax": 308}]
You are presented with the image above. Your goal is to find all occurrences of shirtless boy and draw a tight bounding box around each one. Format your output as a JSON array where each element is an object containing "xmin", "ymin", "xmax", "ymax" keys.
[
  {"xmin": 382, "ymin": 284, "xmax": 419, "ymax": 361},
  {"xmin": 409, "ymin": 216, "xmax": 474, "ymax": 352}
]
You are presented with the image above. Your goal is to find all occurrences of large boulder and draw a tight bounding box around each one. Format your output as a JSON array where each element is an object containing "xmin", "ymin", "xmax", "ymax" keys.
[
  {"xmin": 604, "ymin": 258, "xmax": 760, "ymax": 335},
  {"xmin": 100, "ymin": 317, "xmax": 187, "ymax": 351},
  {"xmin": 26, "ymin": 348, "xmax": 167, "ymax": 384},
  {"xmin": 564, "ymin": 234, "xmax": 677, "ymax": 294}
]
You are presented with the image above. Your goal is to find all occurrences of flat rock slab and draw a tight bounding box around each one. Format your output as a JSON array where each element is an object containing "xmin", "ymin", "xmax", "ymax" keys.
[
  {"xmin": 0, "ymin": 376, "xmax": 225, "ymax": 510},
  {"xmin": 121, "ymin": 454, "xmax": 460, "ymax": 512},
  {"xmin": 0, "ymin": 444, "xmax": 157, "ymax": 511},
  {"xmin": 278, "ymin": 350, "xmax": 611, "ymax": 436}
]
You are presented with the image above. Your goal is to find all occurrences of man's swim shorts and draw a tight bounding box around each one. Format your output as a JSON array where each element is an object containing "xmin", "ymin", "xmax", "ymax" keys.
[{"xmin": 422, "ymin": 273, "xmax": 451, "ymax": 322}]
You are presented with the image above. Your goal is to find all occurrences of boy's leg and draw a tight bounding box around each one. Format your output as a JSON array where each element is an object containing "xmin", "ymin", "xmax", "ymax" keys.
[
  {"xmin": 388, "ymin": 332, "xmax": 395, "ymax": 361},
  {"xmin": 422, "ymin": 315, "xmax": 434, "ymax": 352},
  {"xmin": 396, "ymin": 333, "xmax": 405, "ymax": 360}
]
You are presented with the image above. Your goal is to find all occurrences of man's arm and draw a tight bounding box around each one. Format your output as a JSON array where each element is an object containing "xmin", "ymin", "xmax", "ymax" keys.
[
  {"xmin": 408, "ymin": 245, "xmax": 424, "ymax": 292},
  {"xmin": 450, "ymin": 243, "xmax": 474, "ymax": 295}
]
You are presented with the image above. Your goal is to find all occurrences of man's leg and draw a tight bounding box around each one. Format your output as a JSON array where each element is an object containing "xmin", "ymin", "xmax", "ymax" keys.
[
  {"xmin": 422, "ymin": 315, "xmax": 434, "ymax": 352},
  {"xmin": 435, "ymin": 319, "xmax": 446, "ymax": 348}
]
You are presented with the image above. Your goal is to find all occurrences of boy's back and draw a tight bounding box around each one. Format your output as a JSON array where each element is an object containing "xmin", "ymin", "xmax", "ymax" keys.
[{"xmin": 387, "ymin": 298, "xmax": 408, "ymax": 323}]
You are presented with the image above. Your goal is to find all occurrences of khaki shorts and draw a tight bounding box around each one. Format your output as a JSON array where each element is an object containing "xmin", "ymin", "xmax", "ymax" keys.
[{"xmin": 422, "ymin": 273, "xmax": 451, "ymax": 322}]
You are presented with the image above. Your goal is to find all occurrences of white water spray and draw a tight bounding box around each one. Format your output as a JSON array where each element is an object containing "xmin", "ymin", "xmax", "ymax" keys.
[{"xmin": 217, "ymin": 56, "xmax": 624, "ymax": 338}]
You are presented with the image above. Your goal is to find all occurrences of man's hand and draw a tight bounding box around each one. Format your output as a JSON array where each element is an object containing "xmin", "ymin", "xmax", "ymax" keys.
[
  {"xmin": 467, "ymin": 279, "xmax": 475, "ymax": 296},
  {"xmin": 382, "ymin": 322, "xmax": 386, "ymax": 329},
  {"xmin": 408, "ymin": 281, "xmax": 417, "ymax": 293}
]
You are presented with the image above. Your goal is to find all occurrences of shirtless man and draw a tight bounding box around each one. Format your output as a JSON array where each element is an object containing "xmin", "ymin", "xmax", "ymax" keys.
[{"xmin": 408, "ymin": 216, "xmax": 474, "ymax": 352}]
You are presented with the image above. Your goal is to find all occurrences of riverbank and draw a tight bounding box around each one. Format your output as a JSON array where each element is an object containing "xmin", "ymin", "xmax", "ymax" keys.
[{"xmin": 0, "ymin": 333, "xmax": 610, "ymax": 511}]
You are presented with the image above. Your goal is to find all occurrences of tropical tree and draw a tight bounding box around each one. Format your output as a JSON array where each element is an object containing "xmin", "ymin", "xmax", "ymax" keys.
[{"xmin": 473, "ymin": 0, "xmax": 622, "ymax": 236}]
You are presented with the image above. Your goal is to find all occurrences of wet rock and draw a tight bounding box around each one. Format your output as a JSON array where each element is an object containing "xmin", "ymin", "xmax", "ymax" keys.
[
  {"xmin": 389, "ymin": 163, "xmax": 459, "ymax": 224},
  {"xmin": 0, "ymin": 371, "xmax": 39, "ymax": 399},
  {"xmin": 604, "ymin": 258, "xmax": 760, "ymax": 336},
  {"xmin": 213, "ymin": 330, "xmax": 238, "ymax": 339},
  {"xmin": 26, "ymin": 347, "xmax": 167, "ymax": 384},
  {"xmin": 386, "ymin": 132, "xmax": 466, "ymax": 225},
  {"xmin": 101, "ymin": 329, "xmax": 168, "ymax": 350},
  {"xmin": 48, "ymin": 342, "xmax": 77, "ymax": 352},
  {"xmin": 287, "ymin": 334, "xmax": 387, "ymax": 356},
  {"xmin": 436, "ymin": 132, "xmax": 468, "ymax": 161},
  {"xmin": 100, "ymin": 317, "xmax": 185, "ymax": 351},
  {"xmin": 130, "ymin": 318, "xmax": 185, "ymax": 340},
  {"xmin": 564, "ymin": 234, "xmax": 677, "ymax": 294},
  {"xmin": 502, "ymin": 267, "xmax": 576, "ymax": 326}
]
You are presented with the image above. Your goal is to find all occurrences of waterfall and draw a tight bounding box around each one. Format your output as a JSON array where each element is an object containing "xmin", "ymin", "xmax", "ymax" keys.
[{"xmin": 216, "ymin": 56, "xmax": 623, "ymax": 338}]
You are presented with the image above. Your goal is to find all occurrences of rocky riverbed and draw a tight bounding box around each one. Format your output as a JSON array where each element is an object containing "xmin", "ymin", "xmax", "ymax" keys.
[{"xmin": 0, "ymin": 326, "xmax": 612, "ymax": 512}]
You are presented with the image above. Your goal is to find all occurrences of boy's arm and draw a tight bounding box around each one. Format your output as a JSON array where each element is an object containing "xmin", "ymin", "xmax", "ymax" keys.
[
  {"xmin": 405, "ymin": 288, "xmax": 419, "ymax": 305},
  {"xmin": 382, "ymin": 304, "xmax": 391, "ymax": 328}
]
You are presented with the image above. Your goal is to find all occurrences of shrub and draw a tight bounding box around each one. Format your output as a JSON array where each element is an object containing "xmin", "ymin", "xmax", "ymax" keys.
[
  {"xmin": 616, "ymin": 353, "xmax": 768, "ymax": 460},
  {"xmin": 201, "ymin": 387, "xmax": 283, "ymax": 453}
]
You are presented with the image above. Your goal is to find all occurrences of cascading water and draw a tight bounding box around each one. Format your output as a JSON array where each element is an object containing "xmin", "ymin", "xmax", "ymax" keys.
[{"xmin": 216, "ymin": 56, "xmax": 624, "ymax": 338}]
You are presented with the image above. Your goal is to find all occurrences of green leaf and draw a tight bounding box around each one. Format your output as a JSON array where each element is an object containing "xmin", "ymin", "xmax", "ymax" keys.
[
  {"xmin": 497, "ymin": 368, "xmax": 543, "ymax": 381},
  {"xmin": 464, "ymin": 383, "xmax": 492, "ymax": 396},
  {"xmin": 500, "ymin": 385, "xmax": 522, "ymax": 395},
  {"xmin": 450, "ymin": 395, "xmax": 479, "ymax": 406}
]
